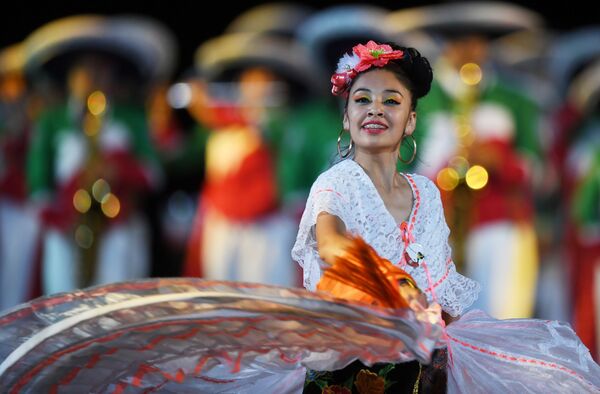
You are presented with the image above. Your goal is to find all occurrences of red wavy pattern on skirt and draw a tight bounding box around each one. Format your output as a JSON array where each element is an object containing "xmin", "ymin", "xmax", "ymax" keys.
[{"xmin": 11, "ymin": 314, "xmax": 342, "ymax": 393}]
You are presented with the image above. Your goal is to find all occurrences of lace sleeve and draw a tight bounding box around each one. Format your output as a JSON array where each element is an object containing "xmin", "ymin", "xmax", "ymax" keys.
[
  {"xmin": 419, "ymin": 178, "xmax": 481, "ymax": 317},
  {"xmin": 291, "ymin": 172, "xmax": 351, "ymax": 291}
]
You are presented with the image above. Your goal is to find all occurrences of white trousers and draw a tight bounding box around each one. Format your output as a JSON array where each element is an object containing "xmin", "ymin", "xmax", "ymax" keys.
[
  {"xmin": 466, "ymin": 221, "xmax": 539, "ymax": 319},
  {"xmin": 43, "ymin": 215, "xmax": 150, "ymax": 295},
  {"xmin": 0, "ymin": 200, "xmax": 41, "ymax": 312},
  {"xmin": 201, "ymin": 209, "xmax": 298, "ymax": 287}
]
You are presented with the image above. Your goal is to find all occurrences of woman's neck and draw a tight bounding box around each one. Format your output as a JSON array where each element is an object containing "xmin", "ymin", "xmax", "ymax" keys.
[{"xmin": 354, "ymin": 150, "xmax": 399, "ymax": 192}]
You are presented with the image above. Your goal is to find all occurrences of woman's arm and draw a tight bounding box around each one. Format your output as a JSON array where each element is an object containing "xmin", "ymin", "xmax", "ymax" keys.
[
  {"xmin": 316, "ymin": 212, "xmax": 427, "ymax": 308},
  {"xmin": 315, "ymin": 212, "xmax": 354, "ymax": 265}
]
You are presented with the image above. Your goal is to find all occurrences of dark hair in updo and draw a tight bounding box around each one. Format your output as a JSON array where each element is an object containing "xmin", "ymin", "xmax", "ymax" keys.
[{"xmin": 346, "ymin": 42, "xmax": 433, "ymax": 110}]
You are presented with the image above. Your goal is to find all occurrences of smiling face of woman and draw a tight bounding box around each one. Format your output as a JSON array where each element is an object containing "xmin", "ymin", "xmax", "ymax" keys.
[{"xmin": 343, "ymin": 68, "xmax": 416, "ymax": 155}]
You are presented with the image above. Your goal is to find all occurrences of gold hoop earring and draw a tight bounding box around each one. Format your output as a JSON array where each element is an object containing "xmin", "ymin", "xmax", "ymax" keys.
[
  {"xmin": 399, "ymin": 134, "xmax": 417, "ymax": 164},
  {"xmin": 337, "ymin": 129, "xmax": 353, "ymax": 158}
]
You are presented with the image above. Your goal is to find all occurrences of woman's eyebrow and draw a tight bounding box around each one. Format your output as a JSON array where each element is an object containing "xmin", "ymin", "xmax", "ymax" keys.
[
  {"xmin": 353, "ymin": 88, "xmax": 404, "ymax": 97},
  {"xmin": 384, "ymin": 89, "xmax": 403, "ymax": 97}
]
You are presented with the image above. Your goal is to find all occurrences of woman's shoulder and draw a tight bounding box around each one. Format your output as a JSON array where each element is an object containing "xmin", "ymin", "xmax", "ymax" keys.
[
  {"xmin": 311, "ymin": 159, "xmax": 358, "ymax": 189},
  {"xmin": 401, "ymin": 172, "xmax": 438, "ymax": 192},
  {"xmin": 305, "ymin": 160, "xmax": 367, "ymax": 206},
  {"xmin": 401, "ymin": 172, "xmax": 442, "ymax": 205}
]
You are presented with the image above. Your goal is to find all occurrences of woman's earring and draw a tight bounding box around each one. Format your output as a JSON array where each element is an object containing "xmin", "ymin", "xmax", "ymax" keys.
[
  {"xmin": 398, "ymin": 134, "xmax": 417, "ymax": 164},
  {"xmin": 337, "ymin": 129, "xmax": 353, "ymax": 158}
]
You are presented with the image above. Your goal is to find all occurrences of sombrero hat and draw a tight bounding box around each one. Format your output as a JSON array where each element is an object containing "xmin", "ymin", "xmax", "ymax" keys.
[
  {"xmin": 547, "ymin": 27, "xmax": 600, "ymax": 96},
  {"xmin": 195, "ymin": 32, "xmax": 320, "ymax": 98},
  {"xmin": 296, "ymin": 4, "xmax": 393, "ymax": 78},
  {"xmin": 567, "ymin": 57, "xmax": 600, "ymax": 115},
  {"xmin": 490, "ymin": 29, "xmax": 554, "ymax": 70},
  {"xmin": 487, "ymin": 29, "xmax": 560, "ymax": 109},
  {"xmin": 23, "ymin": 14, "xmax": 177, "ymax": 84},
  {"xmin": 225, "ymin": 3, "xmax": 314, "ymax": 37},
  {"xmin": 0, "ymin": 43, "xmax": 25, "ymax": 76},
  {"xmin": 106, "ymin": 15, "xmax": 177, "ymax": 82},
  {"xmin": 385, "ymin": 1, "xmax": 543, "ymax": 42}
]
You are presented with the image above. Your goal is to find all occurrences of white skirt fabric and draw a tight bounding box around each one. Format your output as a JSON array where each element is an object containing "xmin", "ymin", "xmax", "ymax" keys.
[
  {"xmin": 0, "ymin": 279, "xmax": 441, "ymax": 393},
  {"xmin": 446, "ymin": 310, "xmax": 600, "ymax": 393},
  {"xmin": 0, "ymin": 279, "xmax": 598, "ymax": 393}
]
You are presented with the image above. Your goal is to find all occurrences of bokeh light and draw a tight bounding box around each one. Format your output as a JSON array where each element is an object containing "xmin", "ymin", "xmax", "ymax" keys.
[
  {"xmin": 73, "ymin": 189, "xmax": 92, "ymax": 213},
  {"xmin": 466, "ymin": 165, "xmax": 489, "ymax": 190},
  {"xmin": 437, "ymin": 167, "xmax": 460, "ymax": 191},
  {"xmin": 75, "ymin": 225, "xmax": 94, "ymax": 249},
  {"xmin": 460, "ymin": 63, "xmax": 483, "ymax": 86},
  {"xmin": 101, "ymin": 193, "xmax": 121, "ymax": 218}
]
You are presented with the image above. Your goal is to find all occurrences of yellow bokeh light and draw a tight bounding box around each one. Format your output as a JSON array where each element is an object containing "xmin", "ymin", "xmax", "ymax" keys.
[
  {"xmin": 87, "ymin": 90, "xmax": 107, "ymax": 116},
  {"xmin": 92, "ymin": 178, "xmax": 111, "ymax": 202},
  {"xmin": 73, "ymin": 189, "xmax": 92, "ymax": 213},
  {"xmin": 460, "ymin": 63, "xmax": 483, "ymax": 86},
  {"xmin": 466, "ymin": 165, "xmax": 489, "ymax": 190},
  {"xmin": 437, "ymin": 167, "xmax": 460, "ymax": 191},
  {"xmin": 101, "ymin": 193, "xmax": 121, "ymax": 218},
  {"xmin": 75, "ymin": 225, "xmax": 94, "ymax": 249}
]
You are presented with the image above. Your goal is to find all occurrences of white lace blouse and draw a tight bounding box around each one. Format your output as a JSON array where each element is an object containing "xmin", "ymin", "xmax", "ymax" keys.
[{"xmin": 291, "ymin": 159, "xmax": 480, "ymax": 317}]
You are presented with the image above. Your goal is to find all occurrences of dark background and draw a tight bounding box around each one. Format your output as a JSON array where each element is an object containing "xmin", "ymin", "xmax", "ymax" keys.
[{"xmin": 1, "ymin": 0, "xmax": 597, "ymax": 79}]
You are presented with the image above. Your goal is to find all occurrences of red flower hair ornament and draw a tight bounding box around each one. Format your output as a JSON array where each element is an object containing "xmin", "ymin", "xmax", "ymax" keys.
[{"xmin": 331, "ymin": 40, "xmax": 405, "ymax": 96}]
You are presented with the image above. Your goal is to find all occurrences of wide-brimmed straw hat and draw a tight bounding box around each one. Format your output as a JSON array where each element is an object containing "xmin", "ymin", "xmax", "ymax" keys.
[
  {"xmin": 567, "ymin": 57, "xmax": 600, "ymax": 115},
  {"xmin": 296, "ymin": 4, "xmax": 393, "ymax": 78},
  {"xmin": 23, "ymin": 14, "xmax": 177, "ymax": 84},
  {"xmin": 385, "ymin": 1, "xmax": 543, "ymax": 42},
  {"xmin": 0, "ymin": 43, "xmax": 25, "ymax": 76},
  {"xmin": 225, "ymin": 3, "xmax": 314, "ymax": 38},
  {"xmin": 490, "ymin": 29, "xmax": 553, "ymax": 69},
  {"xmin": 195, "ymin": 31, "xmax": 319, "ymax": 98},
  {"xmin": 547, "ymin": 27, "xmax": 600, "ymax": 96}
]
